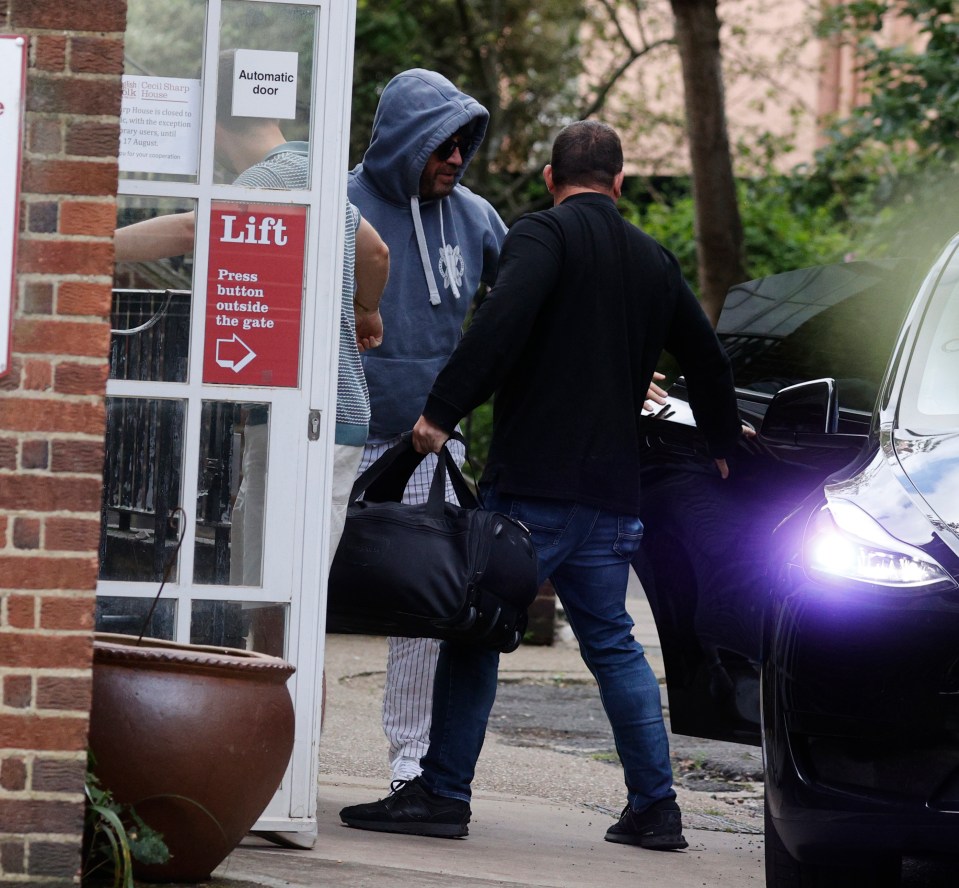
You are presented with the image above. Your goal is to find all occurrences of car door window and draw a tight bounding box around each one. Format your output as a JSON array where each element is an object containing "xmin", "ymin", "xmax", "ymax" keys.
[
  {"xmin": 720, "ymin": 260, "xmax": 916, "ymax": 412},
  {"xmin": 901, "ymin": 249, "xmax": 959, "ymax": 428}
]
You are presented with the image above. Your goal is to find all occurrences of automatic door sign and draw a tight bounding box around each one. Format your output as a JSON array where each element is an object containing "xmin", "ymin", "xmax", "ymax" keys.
[{"xmin": 203, "ymin": 201, "xmax": 307, "ymax": 387}]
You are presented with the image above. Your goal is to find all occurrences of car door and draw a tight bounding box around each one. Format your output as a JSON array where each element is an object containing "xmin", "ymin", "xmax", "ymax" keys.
[{"xmin": 635, "ymin": 259, "xmax": 919, "ymax": 745}]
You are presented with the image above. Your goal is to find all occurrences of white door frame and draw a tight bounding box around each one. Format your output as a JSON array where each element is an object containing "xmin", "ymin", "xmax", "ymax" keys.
[{"xmin": 102, "ymin": 0, "xmax": 357, "ymax": 833}]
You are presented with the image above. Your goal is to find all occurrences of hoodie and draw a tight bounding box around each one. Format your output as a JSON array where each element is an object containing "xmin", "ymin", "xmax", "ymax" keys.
[{"xmin": 348, "ymin": 69, "xmax": 508, "ymax": 442}]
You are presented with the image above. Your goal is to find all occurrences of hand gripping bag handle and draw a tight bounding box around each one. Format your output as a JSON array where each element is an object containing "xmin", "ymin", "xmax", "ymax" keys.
[{"xmin": 347, "ymin": 431, "xmax": 478, "ymax": 515}]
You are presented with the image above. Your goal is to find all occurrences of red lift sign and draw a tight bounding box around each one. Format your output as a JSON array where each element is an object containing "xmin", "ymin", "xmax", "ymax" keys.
[{"xmin": 203, "ymin": 201, "xmax": 307, "ymax": 387}]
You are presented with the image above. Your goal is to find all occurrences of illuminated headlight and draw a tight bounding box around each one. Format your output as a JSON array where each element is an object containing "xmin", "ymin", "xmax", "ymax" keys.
[{"xmin": 804, "ymin": 499, "xmax": 956, "ymax": 591}]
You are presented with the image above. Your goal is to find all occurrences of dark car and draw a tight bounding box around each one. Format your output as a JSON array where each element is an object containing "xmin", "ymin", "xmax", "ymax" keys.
[{"xmin": 635, "ymin": 236, "xmax": 959, "ymax": 887}]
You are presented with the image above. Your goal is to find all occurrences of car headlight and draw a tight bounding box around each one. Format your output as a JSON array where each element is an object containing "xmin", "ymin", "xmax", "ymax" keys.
[{"xmin": 804, "ymin": 499, "xmax": 956, "ymax": 591}]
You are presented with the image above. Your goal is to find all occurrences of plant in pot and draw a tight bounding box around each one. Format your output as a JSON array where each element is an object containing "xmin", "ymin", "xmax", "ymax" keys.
[
  {"xmin": 87, "ymin": 512, "xmax": 297, "ymax": 882},
  {"xmin": 83, "ymin": 764, "xmax": 170, "ymax": 887}
]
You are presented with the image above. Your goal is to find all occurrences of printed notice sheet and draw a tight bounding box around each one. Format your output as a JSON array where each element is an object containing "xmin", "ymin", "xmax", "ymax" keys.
[{"xmin": 120, "ymin": 76, "xmax": 201, "ymax": 175}]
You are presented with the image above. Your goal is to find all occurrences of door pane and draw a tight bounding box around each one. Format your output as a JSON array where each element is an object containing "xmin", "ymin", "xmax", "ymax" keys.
[
  {"xmin": 95, "ymin": 596, "xmax": 176, "ymax": 641},
  {"xmin": 193, "ymin": 401, "xmax": 270, "ymax": 586},
  {"xmin": 216, "ymin": 1, "xmax": 317, "ymax": 186},
  {"xmin": 112, "ymin": 196, "xmax": 196, "ymax": 383},
  {"xmin": 121, "ymin": 0, "xmax": 207, "ymax": 184},
  {"xmin": 191, "ymin": 600, "xmax": 287, "ymax": 657},
  {"xmin": 99, "ymin": 397, "xmax": 187, "ymax": 583}
]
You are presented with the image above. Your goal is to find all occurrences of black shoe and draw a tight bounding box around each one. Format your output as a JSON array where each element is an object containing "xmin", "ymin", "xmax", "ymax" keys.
[
  {"xmin": 604, "ymin": 798, "xmax": 688, "ymax": 850},
  {"xmin": 339, "ymin": 777, "xmax": 471, "ymax": 838}
]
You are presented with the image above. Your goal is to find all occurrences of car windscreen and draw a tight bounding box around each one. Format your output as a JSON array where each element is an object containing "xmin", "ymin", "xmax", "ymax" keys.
[
  {"xmin": 718, "ymin": 260, "xmax": 917, "ymax": 412},
  {"xmin": 899, "ymin": 244, "xmax": 959, "ymax": 431}
]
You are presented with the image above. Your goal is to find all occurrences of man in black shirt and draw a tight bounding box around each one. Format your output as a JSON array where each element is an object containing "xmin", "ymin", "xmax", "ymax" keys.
[{"xmin": 340, "ymin": 120, "xmax": 747, "ymax": 850}]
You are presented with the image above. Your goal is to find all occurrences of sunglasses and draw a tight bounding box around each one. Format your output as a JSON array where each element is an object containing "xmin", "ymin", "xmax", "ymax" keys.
[{"xmin": 435, "ymin": 135, "xmax": 467, "ymax": 161}]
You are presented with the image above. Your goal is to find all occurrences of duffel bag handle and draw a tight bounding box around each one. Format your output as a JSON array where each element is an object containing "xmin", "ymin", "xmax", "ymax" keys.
[
  {"xmin": 438, "ymin": 444, "xmax": 479, "ymax": 510},
  {"xmin": 348, "ymin": 431, "xmax": 478, "ymax": 514}
]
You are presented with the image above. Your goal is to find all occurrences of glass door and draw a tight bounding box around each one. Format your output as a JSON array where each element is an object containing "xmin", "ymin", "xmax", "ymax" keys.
[{"xmin": 101, "ymin": 0, "xmax": 356, "ymax": 833}]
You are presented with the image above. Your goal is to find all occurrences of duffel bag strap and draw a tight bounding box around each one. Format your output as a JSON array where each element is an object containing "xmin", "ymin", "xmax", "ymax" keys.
[
  {"xmin": 348, "ymin": 430, "xmax": 477, "ymax": 510},
  {"xmin": 348, "ymin": 432, "xmax": 423, "ymax": 505},
  {"xmin": 440, "ymin": 442, "xmax": 479, "ymax": 510}
]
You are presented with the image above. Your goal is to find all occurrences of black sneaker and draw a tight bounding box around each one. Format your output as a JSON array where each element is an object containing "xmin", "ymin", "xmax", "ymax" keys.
[
  {"xmin": 604, "ymin": 798, "xmax": 688, "ymax": 850},
  {"xmin": 339, "ymin": 777, "xmax": 471, "ymax": 838}
]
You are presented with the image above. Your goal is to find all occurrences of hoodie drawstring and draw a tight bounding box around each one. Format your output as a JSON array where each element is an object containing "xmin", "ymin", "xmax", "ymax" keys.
[{"xmin": 411, "ymin": 196, "xmax": 442, "ymax": 306}]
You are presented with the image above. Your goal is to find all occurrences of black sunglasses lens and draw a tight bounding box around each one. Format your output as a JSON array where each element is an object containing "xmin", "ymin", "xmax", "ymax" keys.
[{"xmin": 437, "ymin": 138, "xmax": 463, "ymax": 161}]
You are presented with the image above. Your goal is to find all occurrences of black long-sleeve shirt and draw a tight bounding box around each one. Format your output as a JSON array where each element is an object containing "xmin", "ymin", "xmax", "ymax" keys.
[{"xmin": 422, "ymin": 191, "xmax": 742, "ymax": 514}]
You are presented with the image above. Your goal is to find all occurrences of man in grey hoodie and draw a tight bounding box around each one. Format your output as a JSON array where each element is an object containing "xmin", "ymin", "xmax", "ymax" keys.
[{"xmin": 347, "ymin": 69, "xmax": 507, "ymax": 784}]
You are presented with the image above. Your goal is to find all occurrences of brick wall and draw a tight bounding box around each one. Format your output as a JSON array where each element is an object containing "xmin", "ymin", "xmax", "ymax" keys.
[{"xmin": 0, "ymin": 0, "xmax": 126, "ymax": 883}]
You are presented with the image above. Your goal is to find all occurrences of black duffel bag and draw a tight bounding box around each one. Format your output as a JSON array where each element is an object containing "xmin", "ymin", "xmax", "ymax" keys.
[{"xmin": 327, "ymin": 433, "xmax": 538, "ymax": 653}]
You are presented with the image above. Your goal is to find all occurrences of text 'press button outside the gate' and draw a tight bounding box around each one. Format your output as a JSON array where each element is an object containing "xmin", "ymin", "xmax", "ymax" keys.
[{"xmin": 202, "ymin": 202, "xmax": 307, "ymax": 388}]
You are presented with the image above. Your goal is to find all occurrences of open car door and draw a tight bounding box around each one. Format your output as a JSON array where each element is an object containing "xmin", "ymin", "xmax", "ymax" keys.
[{"xmin": 634, "ymin": 259, "xmax": 918, "ymax": 745}]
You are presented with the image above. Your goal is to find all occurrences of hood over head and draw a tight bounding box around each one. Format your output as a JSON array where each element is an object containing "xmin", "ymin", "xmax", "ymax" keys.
[{"xmin": 359, "ymin": 68, "xmax": 489, "ymax": 205}]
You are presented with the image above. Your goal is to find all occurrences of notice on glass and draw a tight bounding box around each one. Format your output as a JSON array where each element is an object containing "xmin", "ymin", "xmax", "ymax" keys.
[
  {"xmin": 119, "ymin": 75, "xmax": 201, "ymax": 175},
  {"xmin": 232, "ymin": 49, "xmax": 298, "ymax": 121},
  {"xmin": 203, "ymin": 202, "xmax": 306, "ymax": 388}
]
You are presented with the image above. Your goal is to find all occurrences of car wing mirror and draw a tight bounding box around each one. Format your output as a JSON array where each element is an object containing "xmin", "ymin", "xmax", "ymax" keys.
[{"xmin": 760, "ymin": 378, "xmax": 839, "ymax": 445}]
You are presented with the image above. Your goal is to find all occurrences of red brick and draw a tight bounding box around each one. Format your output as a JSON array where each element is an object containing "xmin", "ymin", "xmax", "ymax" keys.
[
  {"xmin": 12, "ymin": 518, "xmax": 40, "ymax": 550},
  {"xmin": 23, "ymin": 359, "xmax": 52, "ymax": 392},
  {"xmin": 0, "ymin": 398, "xmax": 105, "ymax": 436},
  {"xmin": 21, "ymin": 158, "xmax": 118, "ymax": 198},
  {"xmin": 0, "ymin": 840, "xmax": 25, "ymax": 874},
  {"xmin": 0, "ymin": 474, "xmax": 104, "ymax": 512},
  {"xmin": 0, "ymin": 757, "xmax": 27, "ymax": 791},
  {"xmin": 27, "ymin": 839, "xmax": 82, "ymax": 877},
  {"xmin": 66, "ymin": 121, "xmax": 121, "ymax": 159},
  {"xmin": 21, "ymin": 438, "xmax": 50, "ymax": 470},
  {"xmin": 0, "ymin": 438, "xmax": 16, "ymax": 470},
  {"xmin": 0, "ymin": 362, "xmax": 19, "ymax": 392},
  {"xmin": 0, "ymin": 555, "xmax": 99, "ymax": 593},
  {"xmin": 70, "ymin": 37, "xmax": 125, "ymax": 76},
  {"xmin": 28, "ymin": 118, "xmax": 62, "ymax": 156},
  {"xmin": 36, "ymin": 675, "xmax": 91, "ymax": 712},
  {"xmin": 39, "ymin": 596, "xmax": 94, "ymax": 632},
  {"xmin": 26, "ymin": 76, "xmax": 121, "ymax": 119},
  {"xmin": 45, "ymin": 517, "xmax": 101, "ymax": 552},
  {"xmin": 32, "ymin": 35, "xmax": 67, "ymax": 73},
  {"xmin": 11, "ymin": 317, "xmax": 111, "ymax": 359},
  {"xmin": 27, "ymin": 201, "xmax": 58, "ymax": 234},
  {"xmin": 54, "ymin": 362, "xmax": 108, "ymax": 395},
  {"xmin": 0, "ymin": 515, "xmax": 8, "ymax": 544},
  {"xmin": 57, "ymin": 281, "xmax": 112, "ymax": 317},
  {"xmin": 50, "ymin": 439, "xmax": 105, "ymax": 474},
  {"xmin": 0, "ymin": 797, "xmax": 85, "ymax": 834},
  {"xmin": 33, "ymin": 756, "xmax": 85, "ymax": 793},
  {"xmin": 6, "ymin": 594, "xmax": 37, "ymax": 629},
  {"xmin": 17, "ymin": 238, "xmax": 114, "ymax": 276},
  {"xmin": 21, "ymin": 280, "xmax": 55, "ymax": 315},
  {"xmin": 12, "ymin": 0, "xmax": 126, "ymax": 32},
  {"xmin": 59, "ymin": 199, "xmax": 116, "ymax": 236},
  {"xmin": 3, "ymin": 675, "xmax": 33, "ymax": 709},
  {"xmin": 0, "ymin": 634, "xmax": 92, "ymax": 672}
]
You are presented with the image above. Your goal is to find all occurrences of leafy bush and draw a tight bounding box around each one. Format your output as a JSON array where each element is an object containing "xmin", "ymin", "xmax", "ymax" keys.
[{"xmin": 621, "ymin": 177, "xmax": 853, "ymax": 286}]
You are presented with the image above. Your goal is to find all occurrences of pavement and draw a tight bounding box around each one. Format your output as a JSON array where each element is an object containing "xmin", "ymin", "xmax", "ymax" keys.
[{"xmin": 205, "ymin": 582, "xmax": 766, "ymax": 887}]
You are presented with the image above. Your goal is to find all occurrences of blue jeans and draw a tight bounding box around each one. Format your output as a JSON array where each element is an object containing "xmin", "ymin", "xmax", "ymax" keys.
[{"xmin": 421, "ymin": 493, "xmax": 676, "ymax": 813}]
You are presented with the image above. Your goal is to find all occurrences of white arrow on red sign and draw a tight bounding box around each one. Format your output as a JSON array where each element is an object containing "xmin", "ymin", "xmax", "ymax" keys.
[{"xmin": 215, "ymin": 334, "xmax": 256, "ymax": 373}]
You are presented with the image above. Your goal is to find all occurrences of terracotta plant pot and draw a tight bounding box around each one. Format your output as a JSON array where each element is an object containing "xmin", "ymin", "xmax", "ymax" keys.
[{"xmin": 89, "ymin": 633, "xmax": 295, "ymax": 882}]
